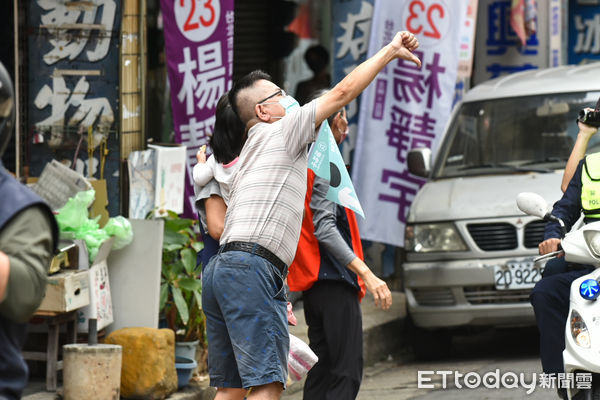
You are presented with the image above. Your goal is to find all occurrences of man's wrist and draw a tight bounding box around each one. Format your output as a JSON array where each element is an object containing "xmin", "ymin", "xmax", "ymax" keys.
[
  {"xmin": 382, "ymin": 43, "xmax": 397, "ymax": 64},
  {"xmin": 579, "ymin": 130, "xmax": 596, "ymax": 139}
]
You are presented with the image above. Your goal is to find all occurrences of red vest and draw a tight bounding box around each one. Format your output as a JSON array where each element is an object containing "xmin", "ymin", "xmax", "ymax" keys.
[{"xmin": 289, "ymin": 170, "xmax": 366, "ymax": 300}]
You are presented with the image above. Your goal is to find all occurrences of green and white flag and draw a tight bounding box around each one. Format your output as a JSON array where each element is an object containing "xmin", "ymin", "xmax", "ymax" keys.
[{"xmin": 308, "ymin": 121, "xmax": 365, "ymax": 217}]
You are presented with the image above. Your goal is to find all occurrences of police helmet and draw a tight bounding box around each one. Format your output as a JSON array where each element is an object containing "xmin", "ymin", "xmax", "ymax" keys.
[{"xmin": 0, "ymin": 62, "xmax": 15, "ymax": 158}]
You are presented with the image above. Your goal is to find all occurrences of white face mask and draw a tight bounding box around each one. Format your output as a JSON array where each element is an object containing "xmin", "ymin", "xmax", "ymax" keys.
[
  {"xmin": 261, "ymin": 90, "xmax": 300, "ymax": 119},
  {"xmin": 279, "ymin": 95, "xmax": 300, "ymax": 114},
  {"xmin": 270, "ymin": 96, "xmax": 300, "ymax": 119}
]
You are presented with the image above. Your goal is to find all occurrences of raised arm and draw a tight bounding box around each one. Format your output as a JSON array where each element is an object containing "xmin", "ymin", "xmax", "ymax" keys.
[
  {"xmin": 561, "ymin": 119, "xmax": 598, "ymax": 192},
  {"xmin": 315, "ymin": 31, "xmax": 420, "ymax": 126}
]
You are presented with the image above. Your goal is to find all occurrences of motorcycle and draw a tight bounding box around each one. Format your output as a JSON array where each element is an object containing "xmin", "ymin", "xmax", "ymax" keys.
[{"xmin": 517, "ymin": 192, "xmax": 600, "ymax": 399}]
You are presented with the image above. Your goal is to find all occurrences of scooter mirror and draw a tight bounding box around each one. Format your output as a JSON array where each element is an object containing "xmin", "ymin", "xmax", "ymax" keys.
[{"xmin": 517, "ymin": 192, "xmax": 549, "ymax": 219}]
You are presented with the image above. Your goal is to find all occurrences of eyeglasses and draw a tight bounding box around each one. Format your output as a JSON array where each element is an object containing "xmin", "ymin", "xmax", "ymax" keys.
[{"xmin": 257, "ymin": 89, "xmax": 285, "ymax": 105}]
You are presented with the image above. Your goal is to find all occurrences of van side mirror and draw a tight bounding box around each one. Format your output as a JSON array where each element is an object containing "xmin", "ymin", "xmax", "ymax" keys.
[{"xmin": 407, "ymin": 148, "xmax": 432, "ymax": 178}]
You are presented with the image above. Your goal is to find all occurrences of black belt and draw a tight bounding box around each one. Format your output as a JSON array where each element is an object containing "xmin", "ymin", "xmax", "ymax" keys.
[{"xmin": 221, "ymin": 241, "xmax": 287, "ymax": 275}]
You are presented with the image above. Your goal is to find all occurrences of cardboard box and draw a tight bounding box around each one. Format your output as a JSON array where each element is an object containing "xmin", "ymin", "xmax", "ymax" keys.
[
  {"xmin": 77, "ymin": 239, "xmax": 114, "ymax": 332},
  {"xmin": 38, "ymin": 270, "xmax": 90, "ymax": 312},
  {"xmin": 48, "ymin": 240, "xmax": 80, "ymax": 274}
]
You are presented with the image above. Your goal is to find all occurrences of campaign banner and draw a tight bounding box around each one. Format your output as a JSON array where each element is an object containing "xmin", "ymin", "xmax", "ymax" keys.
[
  {"xmin": 568, "ymin": 1, "xmax": 600, "ymax": 65},
  {"xmin": 27, "ymin": 0, "xmax": 121, "ymax": 215},
  {"xmin": 160, "ymin": 0, "xmax": 235, "ymax": 217},
  {"xmin": 308, "ymin": 121, "xmax": 364, "ymax": 217},
  {"xmin": 352, "ymin": 0, "xmax": 466, "ymax": 247},
  {"xmin": 332, "ymin": 0, "xmax": 374, "ymax": 164}
]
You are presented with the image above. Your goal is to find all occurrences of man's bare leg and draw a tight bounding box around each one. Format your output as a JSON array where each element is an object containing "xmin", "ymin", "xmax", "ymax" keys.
[
  {"xmin": 214, "ymin": 387, "xmax": 248, "ymax": 400},
  {"xmin": 247, "ymin": 382, "xmax": 283, "ymax": 400}
]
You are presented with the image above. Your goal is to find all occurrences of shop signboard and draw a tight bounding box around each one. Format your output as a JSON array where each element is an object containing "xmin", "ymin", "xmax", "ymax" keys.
[
  {"xmin": 473, "ymin": 0, "xmax": 551, "ymax": 85},
  {"xmin": 27, "ymin": 0, "xmax": 121, "ymax": 215},
  {"xmin": 568, "ymin": 0, "xmax": 600, "ymax": 64}
]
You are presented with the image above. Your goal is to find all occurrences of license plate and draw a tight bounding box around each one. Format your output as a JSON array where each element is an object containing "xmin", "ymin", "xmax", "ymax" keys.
[{"xmin": 493, "ymin": 259, "xmax": 543, "ymax": 290}]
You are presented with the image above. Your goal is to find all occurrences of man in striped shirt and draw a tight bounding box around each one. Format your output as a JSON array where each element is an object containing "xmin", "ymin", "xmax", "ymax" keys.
[{"xmin": 201, "ymin": 31, "xmax": 420, "ymax": 400}]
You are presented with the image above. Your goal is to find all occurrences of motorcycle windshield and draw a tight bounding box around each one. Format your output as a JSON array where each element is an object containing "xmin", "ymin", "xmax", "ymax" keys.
[{"xmin": 433, "ymin": 91, "xmax": 600, "ymax": 179}]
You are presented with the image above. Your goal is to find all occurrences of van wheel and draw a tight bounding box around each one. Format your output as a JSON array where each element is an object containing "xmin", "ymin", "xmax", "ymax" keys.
[{"xmin": 408, "ymin": 320, "xmax": 452, "ymax": 360}]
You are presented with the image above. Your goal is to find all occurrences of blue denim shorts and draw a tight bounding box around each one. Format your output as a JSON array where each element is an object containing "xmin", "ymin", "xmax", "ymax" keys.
[{"xmin": 202, "ymin": 250, "xmax": 289, "ymax": 389}]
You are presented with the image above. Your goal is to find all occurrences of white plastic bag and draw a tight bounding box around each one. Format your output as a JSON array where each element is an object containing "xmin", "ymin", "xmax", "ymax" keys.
[{"xmin": 288, "ymin": 334, "xmax": 318, "ymax": 383}]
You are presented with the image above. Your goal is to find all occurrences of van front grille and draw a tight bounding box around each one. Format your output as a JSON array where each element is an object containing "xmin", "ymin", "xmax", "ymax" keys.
[
  {"xmin": 464, "ymin": 286, "xmax": 532, "ymax": 304},
  {"xmin": 524, "ymin": 219, "xmax": 546, "ymax": 248},
  {"xmin": 412, "ymin": 288, "xmax": 455, "ymax": 306},
  {"xmin": 467, "ymin": 223, "xmax": 517, "ymax": 251}
]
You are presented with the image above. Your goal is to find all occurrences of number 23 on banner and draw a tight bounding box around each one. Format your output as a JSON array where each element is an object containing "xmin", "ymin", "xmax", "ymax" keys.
[
  {"xmin": 175, "ymin": 0, "xmax": 220, "ymax": 42},
  {"xmin": 402, "ymin": 0, "xmax": 450, "ymax": 45}
]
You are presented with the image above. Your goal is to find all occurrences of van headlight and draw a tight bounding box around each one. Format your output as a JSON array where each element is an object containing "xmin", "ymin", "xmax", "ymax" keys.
[{"xmin": 405, "ymin": 223, "xmax": 467, "ymax": 253}]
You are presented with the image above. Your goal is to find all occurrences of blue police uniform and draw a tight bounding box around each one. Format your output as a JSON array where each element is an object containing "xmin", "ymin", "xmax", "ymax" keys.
[{"xmin": 531, "ymin": 157, "xmax": 598, "ymax": 376}]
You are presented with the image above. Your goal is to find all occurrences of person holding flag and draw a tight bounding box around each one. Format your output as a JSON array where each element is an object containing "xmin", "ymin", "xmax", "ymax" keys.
[
  {"xmin": 289, "ymin": 90, "xmax": 392, "ymax": 400},
  {"xmin": 202, "ymin": 31, "xmax": 420, "ymax": 400}
]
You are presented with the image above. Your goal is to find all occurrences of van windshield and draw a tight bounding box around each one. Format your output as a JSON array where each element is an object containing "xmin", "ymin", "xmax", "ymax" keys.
[{"xmin": 433, "ymin": 91, "xmax": 600, "ymax": 178}]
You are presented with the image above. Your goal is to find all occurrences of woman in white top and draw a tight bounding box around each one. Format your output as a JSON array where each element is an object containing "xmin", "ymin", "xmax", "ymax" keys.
[{"xmin": 193, "ymin": 94, "xmax": 245, "ymax": 205}]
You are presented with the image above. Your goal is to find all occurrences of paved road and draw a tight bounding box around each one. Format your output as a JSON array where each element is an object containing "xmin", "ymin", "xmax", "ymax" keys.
[{"xmin": 283, "ymin": 326, "xmax": 564, "ymax": 400}]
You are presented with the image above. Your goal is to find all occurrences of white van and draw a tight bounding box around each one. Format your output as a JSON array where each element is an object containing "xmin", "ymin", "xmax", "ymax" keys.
[{"xmin": 404, "ymin": 63, "xmax": 600, "ymax": 358}]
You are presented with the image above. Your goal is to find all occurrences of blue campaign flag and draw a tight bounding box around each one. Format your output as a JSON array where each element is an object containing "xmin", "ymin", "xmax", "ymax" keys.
[{"xmin": 308, "ymin": 121, "xmax": 365, "ymax": 217}]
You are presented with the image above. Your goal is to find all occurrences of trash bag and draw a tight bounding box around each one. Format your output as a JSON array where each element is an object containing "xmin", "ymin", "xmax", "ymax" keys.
[
  {"xmin": 103, "ymin": 216, "xmax": 133, "ymax": 250},
  {"xmin": 55, "ymin": 190, "xmax": 96, "ymax": 234},
  {"xmin": 55, "ymin": 189, "xmax": 134, "ymax": 262}
]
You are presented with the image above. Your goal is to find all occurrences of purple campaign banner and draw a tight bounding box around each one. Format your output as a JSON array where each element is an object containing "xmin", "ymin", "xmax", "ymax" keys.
[
  {"xmin": 160, "ymin": 0, "xmax": 234, "ymax": 217},
  {"xmin": 352, "ymin": 0, "xmax": 466, "ymax": 247}
]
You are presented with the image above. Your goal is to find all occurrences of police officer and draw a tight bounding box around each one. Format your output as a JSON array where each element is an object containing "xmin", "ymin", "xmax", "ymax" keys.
[
  {"xmin": 0, "ymin": 61, "xmax": 58, "ymax": 399},
  {"xmin": 531, "ymin": 118, "xmax": 599, "ymax": 400}
]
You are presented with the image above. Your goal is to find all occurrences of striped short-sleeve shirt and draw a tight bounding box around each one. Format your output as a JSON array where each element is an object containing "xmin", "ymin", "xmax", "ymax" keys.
[{"xmin": 220, "ymin": 99, "xmax": 318, "ymax": 266}]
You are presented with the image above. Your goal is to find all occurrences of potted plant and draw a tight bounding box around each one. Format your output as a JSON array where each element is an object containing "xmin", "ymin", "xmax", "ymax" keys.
[{"xmin": 153, "ymin": 210, "xmax": 207, "ymax": 381}]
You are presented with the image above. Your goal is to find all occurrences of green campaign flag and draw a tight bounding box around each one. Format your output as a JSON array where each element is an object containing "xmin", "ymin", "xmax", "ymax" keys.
[{"xmin": 308, "ymin": 121, "xmax": 365, "ymax": 217}]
